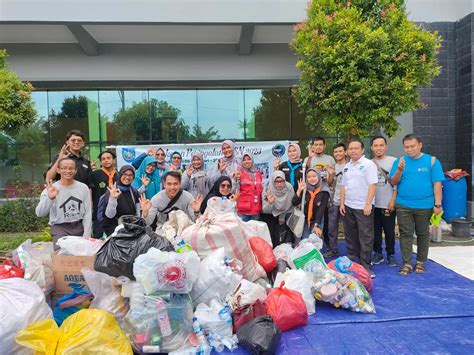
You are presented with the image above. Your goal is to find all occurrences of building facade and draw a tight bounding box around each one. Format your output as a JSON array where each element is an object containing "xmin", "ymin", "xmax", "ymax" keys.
[{"xmin": 0, "ymin": 0, "xmax": 472, "ymax": 213}]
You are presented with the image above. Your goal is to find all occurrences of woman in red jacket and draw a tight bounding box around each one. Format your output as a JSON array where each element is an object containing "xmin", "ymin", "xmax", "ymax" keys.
[{"xmin": 236, "ymin": 153, "xmax": 263, "ymax": 221}]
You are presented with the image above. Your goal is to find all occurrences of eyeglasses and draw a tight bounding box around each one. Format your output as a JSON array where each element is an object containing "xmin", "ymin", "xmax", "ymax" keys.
[
  {"xmin": 68, "ymin": 139, "xmax": 83, "ymax": 143},
  {"xmin": 220, "ymin": 184, "xmax": 231, "ymax": 189},
  {"xmin": 274, "ymin": 179, "xmax": 285, "ymax": 184},
  {"xmin": 122, "ymin": 173, "xmax": 134, "ymax": 178}
]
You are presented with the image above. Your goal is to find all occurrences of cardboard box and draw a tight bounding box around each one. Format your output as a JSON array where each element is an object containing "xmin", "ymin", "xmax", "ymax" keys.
[{"xmin": 52, "ymin": 253, "xmax": 95, "ymax": 293}]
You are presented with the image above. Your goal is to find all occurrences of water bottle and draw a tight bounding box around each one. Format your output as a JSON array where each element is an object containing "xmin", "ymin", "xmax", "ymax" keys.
[
  {"xmin": 208, "ymin": 333, "xmax": 225, "ymax": 353},
  {"xmin": 192, "ymin": 317, "xmax": 208, "ymax": 346},
  {"xmin": 218, "ymin": 305, "xmax": 232, "ymax": 324},
  {"xmin": 156, "ymin": 299, "xmax": 172, "ymax": 337}
]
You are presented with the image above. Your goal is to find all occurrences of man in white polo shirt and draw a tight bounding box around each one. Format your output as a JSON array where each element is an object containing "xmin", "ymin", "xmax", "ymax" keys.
[{"xmin": 340, "ymin": 139, "xmax": 378, "ymax": 278}]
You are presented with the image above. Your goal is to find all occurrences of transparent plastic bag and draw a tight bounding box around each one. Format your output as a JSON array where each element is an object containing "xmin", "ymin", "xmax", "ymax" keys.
[
  {"xmin": 133, "ymin": 248, "xmax": 200, "ymax": 295},
  {"xmin": 228, "ymin": 279, "xmax": 267, "ymax": 310},
  {"xmin": 57, "ymin": 236, "xmax": 104, "ymax": 256},
  {"xmin": 82, "ymin": 268, "xmax": 129, "ymax": 321},
  {"xmin": 12, "ymin": 240, "xmax": 54, "ymax": 293},
  {"xmin": 190, "ymin": 248, "xmax": 242, "ymax": 306},
  {"xmin": 273, "ymin": 269, "xmax": 315, "ymax": 315},
  {"xmin": 16, "ymin": 309, "xmax": 132, "ymax": 354},
  {"xmin": 122, "ymin": 293, "xmax": 194, "ymax": 353}
]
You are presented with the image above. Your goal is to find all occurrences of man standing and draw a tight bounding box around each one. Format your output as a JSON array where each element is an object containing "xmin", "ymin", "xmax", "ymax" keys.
[
  {"xmin": 45, "ymin": 130, "xmax": 92, "ymax": 185},
  {"xmin": 140, "ymin": 171, "xmax": 203, "ymax": 227},
  {"xmin": 89, "ymin": 150, "xmax": 118, "ymax": 238},
  {"xmin": 324, "ymin": 143, "xmax": 347, "ymax": 258},
  {"xmin": 371, "ymin": 136, "xmax": 398, "ymax": 267},
  {"xmin": 339, "ymin": 139, "xmax": 378, "ymax": 278},
  {"xmin": 390, "ymin": 134, "xmax": 444, "ymax": 276}
]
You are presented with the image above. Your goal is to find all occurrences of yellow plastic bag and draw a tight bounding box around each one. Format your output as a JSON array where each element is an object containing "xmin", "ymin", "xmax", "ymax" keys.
[{"xmin": 16, "ymin": 309, "xmax": 132, "ymax": 354}]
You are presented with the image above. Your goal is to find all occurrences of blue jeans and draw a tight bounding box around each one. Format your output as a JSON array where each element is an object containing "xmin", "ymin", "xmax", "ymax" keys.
[
  {"xmin": 238, "ymin": 214, "xmax": 260, "ymax": 222},
  {"xmin": 302, "ymin": 221, "xmax": 316, "ymax": 239}
]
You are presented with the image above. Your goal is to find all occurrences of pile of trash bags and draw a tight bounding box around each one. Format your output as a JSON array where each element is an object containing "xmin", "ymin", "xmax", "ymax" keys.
[{"xmin": 1, "ymin": 197, "xmax": 376, "ymax": 354}]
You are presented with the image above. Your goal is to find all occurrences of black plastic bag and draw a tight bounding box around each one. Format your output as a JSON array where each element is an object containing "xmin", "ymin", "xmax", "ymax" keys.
[
  {"xmin": 268, "ymin": 259, "xmax": 290, "ymax": 286},
  {"xmin": 94, "ymin": 215, "xmax": 174, "ymax": 279},
  {"xmin": 236, "ymin": 315, "xmax": 281, "ymax": 355}
]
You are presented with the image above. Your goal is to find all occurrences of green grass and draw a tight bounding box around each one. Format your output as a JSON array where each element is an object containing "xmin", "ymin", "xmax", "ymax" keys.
[{"xmin": 0, "ymin": 231, "xmax": 52, "ymax": 251}]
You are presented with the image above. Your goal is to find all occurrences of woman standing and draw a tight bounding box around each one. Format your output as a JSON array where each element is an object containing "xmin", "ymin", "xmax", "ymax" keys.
[
  {"xmin": 274, "ymin": 142, "xmax": 304, "ymax": 192},
  {"xmin": 292, "ymin": 168, "xmax": 330, "ymax": 239},
  {"xmin": 132, "ymin": 156, "xmax": 161, "ymax": 199},
  {"xmin": 181, "ymin": 152, "xmax": 210, "ymax": 198},
  {"xmin": 210, "ymin": 140, "xmax": 241, "ymax": 187},
  {"xmin": 236, "ymin": 153, "xmax": 263, "ymax": 222},
  {"xmin": 102, "ymin": 165, "xmax": 141, "ymax": 236},
  {"xmin": 261, "ymin": 171, "xmax": 295, "ymax": 246},
  {"xmin": 200, "ymin": 176, "xmax": 233, "ymax": 214},
  {"xmin": 36, "ymin": 157, "xmax": 92, "ymax": 247}
]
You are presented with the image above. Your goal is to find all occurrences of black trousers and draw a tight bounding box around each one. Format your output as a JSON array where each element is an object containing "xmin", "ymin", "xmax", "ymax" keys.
[
  {"xmin": 342, "ymin": 205, "xmax": 374, "ymax": 269},
  {"xmin": 373, "ymin": 207, "xmax": 396, "ymax": 255}
]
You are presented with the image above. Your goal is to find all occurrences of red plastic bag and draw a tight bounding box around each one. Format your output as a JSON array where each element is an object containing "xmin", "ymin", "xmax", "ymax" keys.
[
  {"xmin": 328, "ymin": 257, "xmax": 372, "ymax": 292},
  {"xmin": 0, "ymin": 260, "xmax": 24, "ymax": 280},
  {"xmin": 249, "ymin": 237, "xmax": 277, "ymax": 272},
  {"xmin": 233, "ymin": 299, "xmax": 267, "ymax": 333},
  {"xmin": 264, "ymin": 282, "xmax": 308, "ymax": 331}
]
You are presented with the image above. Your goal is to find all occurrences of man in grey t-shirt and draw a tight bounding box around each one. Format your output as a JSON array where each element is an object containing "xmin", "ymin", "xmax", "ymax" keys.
[{"xmin": 371, "ymin": 136, "xmax": 397, "ymax": 267}]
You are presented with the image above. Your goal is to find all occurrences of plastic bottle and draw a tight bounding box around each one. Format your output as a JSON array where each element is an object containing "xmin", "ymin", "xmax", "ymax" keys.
[
  {"xmin": 308, "ymin": 232, "xmax": 323, "ymax": 250},
  {"xmin": 156, "ymin": 299, "xmax": 172, "ymax": 336},
  {"xmin": 192, "ymin": 317, "xmax": 208, "ymax": 346},
  {"xmin": 209, "ymin": 299, "xmax": 232, "ymax": 324}
]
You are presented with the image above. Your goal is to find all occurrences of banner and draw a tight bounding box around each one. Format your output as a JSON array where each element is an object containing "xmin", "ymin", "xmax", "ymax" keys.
[{"xmin": 115, "ymin": 141, "xmax": 291, "ymax": 180}]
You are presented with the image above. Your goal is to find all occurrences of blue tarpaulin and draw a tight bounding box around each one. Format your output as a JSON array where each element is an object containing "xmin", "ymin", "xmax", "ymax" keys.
[{"xmin": 223, "ymin": 243, "xmax": 474, "ymax": 354}]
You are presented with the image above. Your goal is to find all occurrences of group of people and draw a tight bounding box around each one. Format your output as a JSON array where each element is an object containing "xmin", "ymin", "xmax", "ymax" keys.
[{"xmin": 36, "ymin": 130, "xmax": 444, "ymax": 279}]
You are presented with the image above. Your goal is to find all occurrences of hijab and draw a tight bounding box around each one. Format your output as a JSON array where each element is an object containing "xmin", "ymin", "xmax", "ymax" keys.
[
  {"xmin": 117, "ymin": 165, "xmax": 135, "ymax": 192},
  {"xmin": 170, "ymin": 151, "xmax": 183, "ymax": 171},
  {"xmin": 200, "ymin": 176, "xmax": 232, "ymax": 214},
  {"xmin": 305, "ymin": 168, "xmax": 321, "ymax": 191},
  {"xmin": 305, "ymin": 168, "xmax": 321, "ymax": 227},
  {"xmin": 132, "ymin": 155, "xmax": 161, "ymax": 199},
  {"xmin": 221, "ymin": 140, "xmax": 236, "ymax": 163},
  {"xmin": 190, "ymin": 152, "xmax": 208, "ymax": 195},
  {"xmin": 156, "ymin": 148, "xmax": 168, "ymax": 171},
  {"xmin": 240, "ymin": 153, "xmax": 257, "ymax": 179},
  {"xmin": 267, "ymin": 171, "xmax": 294, "ymax": 216},
  {"xmin": 288, "ymin": 143, "xmax": 303, "ymax": 164}
]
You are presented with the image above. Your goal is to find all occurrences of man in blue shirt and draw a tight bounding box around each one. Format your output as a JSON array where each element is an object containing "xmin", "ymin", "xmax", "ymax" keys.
[{"xmin": 390, "ymin": 134, "xmax": 444, "ymax": 276}]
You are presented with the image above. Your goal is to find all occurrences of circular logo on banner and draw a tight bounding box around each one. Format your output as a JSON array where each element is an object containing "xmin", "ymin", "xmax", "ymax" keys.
[
  {"xmin": 122, "ymin": 147, "xmax": 136, "ymax": 163},
  {"xmin": 272, "ymin": 144, "xmax": 285, "ymax": 158}
]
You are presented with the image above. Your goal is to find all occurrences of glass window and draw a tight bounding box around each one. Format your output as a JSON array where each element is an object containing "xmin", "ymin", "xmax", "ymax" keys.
[
  {"xmin": 197, "ymin": 90, "xmax": 244, "ymax": 141},
  {"xmin": 48, "ymin": 90, "xmax": 99, "ymax": 158},
  {"xmin": 149, "ymin": 90, "xmax": 198, "ymax": 143},
  {"xmin": 99, "ymin": 90, "xmax": 150, "ymax": 146},
  {"xmin": 245, "ymin": 89, "xmax": 290, "ymax": 141}
]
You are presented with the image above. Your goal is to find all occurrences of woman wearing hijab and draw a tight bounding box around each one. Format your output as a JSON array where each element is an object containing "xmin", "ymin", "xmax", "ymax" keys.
[
  {"xmin": 274, "ymin": 142, "xmax": 304, "ymax": 192},
  {"xmin": 292, "ymin": 168, "xmax": 330, "ymax": 239},
  {"xmin": 200, "ymin": 176, "xmax": 233, "ymax": 214},
  {"xmin": 236, "ymin": 153, "xmax": 263, "ymax": 222},
  {"xmin": 182, "ymin": 152, "xmax": 210, "ymax": 198},
  {"xmin": 169, "ymin": 151, "xmax": 183, "ymax": 174},
  {"xmin": 261, "ymin": 171, "xmax": 295, "ymax": 246},
  {"xmin": 210, "ymin": 140, "xmax": 241, "ymax": 188},
  {"xmin": 132, "ymin": 155, "xmax": 161, "ymax": 199},
  {"xmin": 103, "ymin": 165, "xmax": 141, "ymax": 236}
]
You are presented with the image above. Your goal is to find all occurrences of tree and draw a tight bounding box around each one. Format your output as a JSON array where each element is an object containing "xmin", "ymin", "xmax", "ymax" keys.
[
  {"xmin": 15, "ymin": 121, "xmax": 49, "ymax": 180},
  {"xmin": 0, "ymin": 50, "xmax": 36, "ymax": 134},
  {"xmin": 291, "ymin": 0, "xmax": 441, "ymax": 138},
  {"xmin": 187, "ymin": 123, "xmax": 220, "ymax": 142}
]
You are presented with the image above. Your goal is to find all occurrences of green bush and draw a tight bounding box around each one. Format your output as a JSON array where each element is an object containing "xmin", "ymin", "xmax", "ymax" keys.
[
  {"xmin": 0, "ymin": 228, "xmax": 52, "ymax": 251},
  {"xmin": 0, "ymin": 198, "xmax": 48, "ymax": 233}
]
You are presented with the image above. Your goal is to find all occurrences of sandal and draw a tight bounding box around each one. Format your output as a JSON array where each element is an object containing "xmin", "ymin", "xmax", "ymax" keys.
[
  {"xmin": 415, "ymin": 262, "xmax": 425, "ymax": 273},
  {"xmin": 399, "ymin": 264, "xmax": 412, "ymax": 276}
]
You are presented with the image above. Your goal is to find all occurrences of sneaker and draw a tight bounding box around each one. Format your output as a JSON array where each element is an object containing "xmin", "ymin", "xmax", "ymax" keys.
[
  {"xmin": 387, "ymin": 254, "xmax": 398, "ymax": 267},
  {"xmin": 323, "ymin": 250, "xmax": 339, "ymax": 258},
  {"xmin": 368, "ymin": 268, "xmax": 376, "ymax": 278},
  {"xmin": 372, "ymin": 253, "xmax": 384, "ymax": 265}
]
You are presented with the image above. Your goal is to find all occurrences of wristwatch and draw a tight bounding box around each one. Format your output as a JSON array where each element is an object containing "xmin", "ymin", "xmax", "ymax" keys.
[{"xmin": 434, "ymin": 204, "xmax": 442, "ymax": 208}]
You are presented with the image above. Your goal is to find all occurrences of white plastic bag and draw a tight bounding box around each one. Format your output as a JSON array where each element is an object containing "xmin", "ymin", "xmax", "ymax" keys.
[
  {"xmin": 82, "ymin": 268, "xmax": 129, "ymax": 321},
  {"xmin": 289, "ymin": 240, "xmax": 328, "ymax": 270},
  {"xmin": 239, "ymin": 220, "xmax": 273, "ymax": 247},
  {"xmin": 0, "ymin": 278, "xmax": 53, "ymax": 354},
  {"xmin": 12, "ymin": 240, "xmax": 54, "ymax": 293},
  {"xmin": 274, "ymin": 269, "xmax": 315, "ymax": 315},
  {"xmin": 194, "ymin": 299, "xmax": 238, "ymax": 352},
  {"xmin": 133, "ymin": 248, "xmax": 200, "ymax": 295},
  {"xmin": 227, "ymin": 279, "xmax": 267, "ymax": 310},
  {"xmin": 57, "ymin": 236, "xmax": 104, "ymax": 256},
  {"xmin": 191, "ymin": 248, "xmax": 243, "ymax": 306},
  {"xmin": 160, "ymin": 210, "xmax": 195, "ymax": 245},
  {"xmin": 273, "ymin": 243, "xmax": 294, "ymax": 262}
]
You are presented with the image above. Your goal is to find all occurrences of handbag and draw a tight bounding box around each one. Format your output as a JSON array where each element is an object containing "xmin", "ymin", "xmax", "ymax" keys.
[
  {"xmin": 287, "ymin": 160, "xmax": 306, "ymax": 238},
  {"xmin": 233, "ymin": 299, "xmax": 267, "ymax": 333}
]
